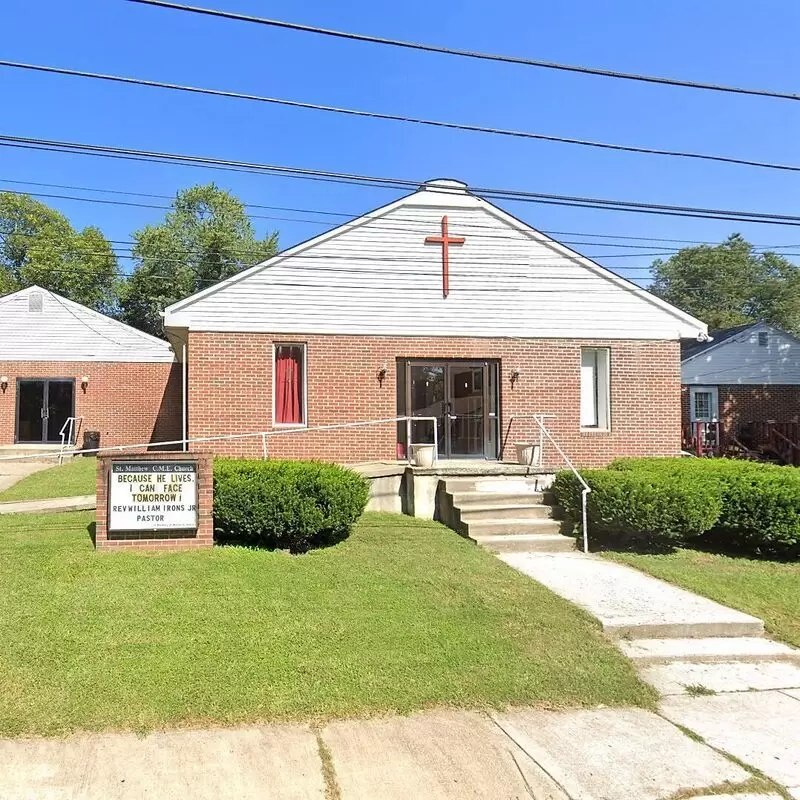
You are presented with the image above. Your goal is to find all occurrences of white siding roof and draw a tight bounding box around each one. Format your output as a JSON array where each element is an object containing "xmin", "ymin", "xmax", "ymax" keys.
[
  {"xmin": 682, "ymin": 322, "xmax": 800, "ymax": 385},
  {"xmin": 165, "ymin": 180, "xmax": 706, "ymax": 341},
  {"xmin": 0, "ymin": 286, "xmax": 175, "ymax": 363}
]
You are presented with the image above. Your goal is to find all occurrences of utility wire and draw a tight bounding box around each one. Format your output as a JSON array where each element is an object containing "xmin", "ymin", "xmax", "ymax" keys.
[
  {"xmin": 0, "ymin": 178, "xmax": 749, "ymax": 246},
  {"xmin": 3, "ymin": 60, "xmax": 799, "ymax": 174},
  {"xmin": 3, "ymin": 134, "xmax": 800, "ymax": 227},
  {"xmin": 4, "ymin": 177, "xmax": 798, "ymax": 250},
  {"xmin": 127, "ymin": 0, "xmax": 800, "ymax": 103}
]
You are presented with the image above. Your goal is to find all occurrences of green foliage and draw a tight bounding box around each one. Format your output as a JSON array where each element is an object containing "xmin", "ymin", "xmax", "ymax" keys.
[
  {"xmin": 120, "ymin": 184, "xmax": 279, "ymax": 336},
  {"xmin": 0, "ymin": 192, "xmax": 119, "ymax": 311},
  {"xmin": 0, "ymin": 511, "xmax": 653, "ymax": 736},
  {"xmin": 213, "ymin": 459, "xmax": 369, "ymax": 552},
  {"xmin": 650, "ymin": 233, "xmax": 800, "ymax": 334},
  {"xmin": 556, "ymin": 458, "xmax": 800, "ymax": 558},
  {"xmin": 553, "ymin": 469, "xmax": 721, "ymax": 550}
]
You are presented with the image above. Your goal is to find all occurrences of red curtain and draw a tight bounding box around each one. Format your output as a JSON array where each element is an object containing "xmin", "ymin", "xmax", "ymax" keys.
[{"xmin": 275, "ymin": 347, "xmax": 303, "ymax": 424}]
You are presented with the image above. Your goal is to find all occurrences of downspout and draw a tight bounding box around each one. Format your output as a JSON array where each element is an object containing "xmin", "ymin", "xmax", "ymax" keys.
[{"xmin": 182, "ymin": 342, "xmax": 188, "ymax": 452}]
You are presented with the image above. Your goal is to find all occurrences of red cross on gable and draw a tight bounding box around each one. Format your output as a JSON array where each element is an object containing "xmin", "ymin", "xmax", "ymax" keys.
[{"xmin": 425, "ymin": 215, "xmax": 465, "ymax": 298}]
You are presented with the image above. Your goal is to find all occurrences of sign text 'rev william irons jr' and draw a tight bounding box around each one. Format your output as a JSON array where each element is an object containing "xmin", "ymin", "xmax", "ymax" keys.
[{"xmin": 109, "ymin": 462, "xmax": 198, "ymax": 531}]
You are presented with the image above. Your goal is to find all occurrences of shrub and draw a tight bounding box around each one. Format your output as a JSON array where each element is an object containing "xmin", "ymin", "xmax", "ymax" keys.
[
  {"xmin": 213, "ymin": 459, "xmax": 369, "ymax": 552},
  {"xmin": 557, "ymin": 458, "xmax": 800, "ymax": 558},
  {"xmin": 713, "ymin": 468, "xmax": 800, "ymax": 559},
  {"xmin": 553, "ymin": 469, "xmax": 721, "ymax": 550}
]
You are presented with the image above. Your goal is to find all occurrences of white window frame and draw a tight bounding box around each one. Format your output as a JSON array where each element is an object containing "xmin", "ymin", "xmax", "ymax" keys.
[
  {"xmin": 689, "ymin": 386, "xmax": 718, "ymax": 423},
  {"xmin": 580, "ymin": 347, "xmax": 611, "ymax": 432},
  {"xmin": 272, "ymin": 342, "xmax": 308, "ymax": 428}
]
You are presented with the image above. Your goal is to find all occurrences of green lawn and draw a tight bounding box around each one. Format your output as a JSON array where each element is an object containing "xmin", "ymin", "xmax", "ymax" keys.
[
  {"xmin": 604, "ymin": 550, "xmax": 800, "ymax": 647},
  {"xmin": 0, "ymin": 511, "xmax": 653, "ymax": 736},
  {"xmin": 0, "ymin": 458, "xmax": 96, "ymax": 502}
]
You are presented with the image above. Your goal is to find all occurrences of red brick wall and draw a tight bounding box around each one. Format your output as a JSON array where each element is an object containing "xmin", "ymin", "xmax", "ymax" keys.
[
  {"xmin": 188, "ymin": 333, "xmax": 681, "ymax": 468},
  {"xmin": 681, "ymin": 384, "xmax": 800, "ymax": 437},
  {"xmin": 0, "ymin": 361, "xmax": 182, "ymax": 448}
]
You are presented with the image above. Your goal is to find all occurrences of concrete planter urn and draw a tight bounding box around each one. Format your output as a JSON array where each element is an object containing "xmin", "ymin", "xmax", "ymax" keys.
[
  {"xmin": 409, "ymin": 443, "xmax": 437, "ymax": 468},
  {"xmin": 515, "ymin": 443, "xmax": 541, "ymax": 467}
]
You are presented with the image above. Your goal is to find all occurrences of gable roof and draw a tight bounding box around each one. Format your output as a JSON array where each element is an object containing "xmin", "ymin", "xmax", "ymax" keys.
[
  {"xmin": 681, "ymin": 323, "xmax": 757, "ymax": 362},
  {"xmin": 0, "ymin": 286, "xmax": 175, "ymax": 363},
  {"xmin": 164, "ymin": 179, "xmax": 708, "ymax": 341}
]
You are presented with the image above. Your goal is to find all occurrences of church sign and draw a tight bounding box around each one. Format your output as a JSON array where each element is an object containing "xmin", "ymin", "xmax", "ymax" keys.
[
  {"xmin": 109, "ymin": 461, "xmax": 198, "ymax": 532},
  {"xmin": 95, "ymin": 451, "xmax": 213, "ymax": 549}
]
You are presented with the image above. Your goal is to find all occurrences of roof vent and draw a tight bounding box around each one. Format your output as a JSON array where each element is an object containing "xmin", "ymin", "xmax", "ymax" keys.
[
  {"xmin": 28, "ymin": 291, "xmax": 43, "ymax": 313},
  {"xmin": 758, "ymin": 331, "xmax": 769, "ymax": 347},
  {"xmin": 420, "ymin": 178, "xmax": 469, "ymax": 194}
]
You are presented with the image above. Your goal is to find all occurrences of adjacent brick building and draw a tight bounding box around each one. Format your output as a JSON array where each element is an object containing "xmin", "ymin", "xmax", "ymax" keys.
[
  {"xmin": 0, "ymin": 286, "xmax": 181, "ymax": 450},
  {"xmin": 681, "ymin": 321, "xmax": 800, "ymax": 456},
  {"xmin": 165, "ymin": 179, "xmax": 706, "ymax": 468}
]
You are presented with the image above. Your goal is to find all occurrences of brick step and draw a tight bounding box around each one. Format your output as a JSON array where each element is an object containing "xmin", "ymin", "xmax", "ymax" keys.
[
  {"xmin": 462, "ymin": 518, "xmax": 567, "ymax": 537},
  {"xmin": 618, "ymin": 637, "xmax": 800, "ymax": 665},
  {"xmin": 473, "ymin": 532, "xmax": 577, "ymax": 553},
  {"xmin": 458, "ymin": 503, "xmax": 561, "ymax": 522}
]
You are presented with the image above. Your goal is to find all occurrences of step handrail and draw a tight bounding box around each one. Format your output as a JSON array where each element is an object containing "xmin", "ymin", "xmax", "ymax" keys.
[
  {"xmin": 509, "ymin": 413, "xmax": 591, "ymax": 553},
  {"xmin": 58, "ymin": 416, "xmax": 83, "ymax": 464},
  {"xmin": 1, "ymin": 415, "xmax": 439, "ymax": 466}
]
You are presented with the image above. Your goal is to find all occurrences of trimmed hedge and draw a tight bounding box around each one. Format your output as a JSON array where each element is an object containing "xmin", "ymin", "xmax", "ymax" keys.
[
  {"xmin": 213, "ymin": 459, "xmax": 369, "ymax": 552},
  {"xmin": 553, "ymin": 469, "xmax": 721, "ymax": 550},
  {"xmin": 554, "ymin": 458, "xmax": 800, "ymax": 558}
]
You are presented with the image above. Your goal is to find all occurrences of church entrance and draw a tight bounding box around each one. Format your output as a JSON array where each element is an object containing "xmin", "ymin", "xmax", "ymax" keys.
[
  {"xmin": 15, "ymin": 378, "xmax": 75, "ymax": 444},
  {"xmin": 400, "ymin": 360, "xmax": 499, "ymax": 459}
]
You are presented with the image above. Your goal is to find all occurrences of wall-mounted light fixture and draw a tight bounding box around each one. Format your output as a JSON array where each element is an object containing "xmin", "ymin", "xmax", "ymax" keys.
[
  {"xmin": 509, "ymin": 367, "xmax": 521, "ymax": 386},
  {"xmin": 0, "ymin": 376, "xmax": 7, "ymax": 394},
  {"xmin": 81, "ymin": 375, "xmax": 89, "ymax": 393},
  {"xmin": 377, "ymin": 362, "xmax": 388, "ymax": 387}
]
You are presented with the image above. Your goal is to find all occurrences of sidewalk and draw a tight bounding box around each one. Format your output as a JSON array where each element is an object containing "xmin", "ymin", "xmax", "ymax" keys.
[
  {"xmin": 0, "ymin": 494, "xmax": 95, "ymax": 515},
  {"xmin": 502, "ymin": 550, "xmax": 800, "ymax": 799},
  {"xmin": 0, "ymin": 706, "xmax": 775, "ymax": 800}
]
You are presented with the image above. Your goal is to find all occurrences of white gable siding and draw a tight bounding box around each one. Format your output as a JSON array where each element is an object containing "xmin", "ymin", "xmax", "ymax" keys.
[
  {"xmin": 682, "ymin": 323, "xmax": 800, "ymax": 385},
  {"xmin": 0, "ymin": 288, "xmax": 175, "ymax": 363},
  {"xmin": 165, "ymin": 188, "xmax": 705, "ymax": 340}
]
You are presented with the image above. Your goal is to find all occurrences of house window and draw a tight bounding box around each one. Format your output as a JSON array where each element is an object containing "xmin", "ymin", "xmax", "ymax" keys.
[
  {"xmin": 580, "ymin": 348, "xmax": 610, "ymax": 430},
  {"xmin": 758, "ymin": 331, "xmax": 769, "ymax": 347},
  {"xmin": 273, "ymin": 343, "xmax": 306, "ymax": 426},
  {"xmin": 689, "ymin": 386, "xmax": 718, "ymax": 422}
]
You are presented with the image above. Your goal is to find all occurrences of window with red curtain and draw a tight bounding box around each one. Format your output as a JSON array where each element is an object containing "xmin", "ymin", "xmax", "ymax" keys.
[{"xmin": 274, "ymin": 344, "xmax": 306, "ymax": 425}]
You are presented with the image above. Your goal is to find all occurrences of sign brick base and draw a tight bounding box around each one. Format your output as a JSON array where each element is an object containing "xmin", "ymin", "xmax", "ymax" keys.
[{"xmin": 95, "ymin": 450, "xmax": 213, "ymax": 550}]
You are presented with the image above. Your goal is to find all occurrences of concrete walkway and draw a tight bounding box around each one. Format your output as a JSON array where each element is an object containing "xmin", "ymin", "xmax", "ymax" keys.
[
  {"xmin": 0, "ymin": 707, "xmax": 773, "ymax": 800},
  {"xmin": 501, "ymin": 550, "xmax": 800, "ymax": 798},
  {"xmin": 0, "ymin": 460, "xmax": 52, "ymax": 494},
  {"xmin": 0, "ymin": 494, "xmax": 96, "ymax": 515}
]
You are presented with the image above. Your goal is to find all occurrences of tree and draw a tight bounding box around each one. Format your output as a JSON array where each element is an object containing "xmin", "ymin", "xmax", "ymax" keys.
[
  {"xmin": 0, "ymin": 193, "xmax": 119, "ymax": 310},
  {"xmin": 650, "ymin": 234, "xmax": 800, "ymax": 334},
  {"xmin": 120, "ymin": 184, "xmax": 279, "ymax": 336}
]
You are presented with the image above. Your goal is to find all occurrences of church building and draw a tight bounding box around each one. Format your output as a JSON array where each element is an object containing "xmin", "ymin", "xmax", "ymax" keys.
[{"xmin": 164, "ymin": 179, "xmax": 707, "ymax": 466}]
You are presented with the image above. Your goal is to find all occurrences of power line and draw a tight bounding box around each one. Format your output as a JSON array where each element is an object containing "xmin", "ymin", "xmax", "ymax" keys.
[
  {"xmin": 0, "ymin": 183, "xmax": 697, "ymax": 253},
  {"xmin": 0, "ymin": 178, "xmax": 747, "ymax": 246},
  {"xmin": 4, "ymin": 133, "xmax": 800, "ymax": 227},
  {"xmin": 4, "ymin": 60, "xmax": 800, "ymax": 174},
  {"xmin": 127, "ymin": 0, "xmax": 800, "ymax": 103},
  {"xmin": 5, "ymin": 176, "xmax": 798, "ymax": 251}
]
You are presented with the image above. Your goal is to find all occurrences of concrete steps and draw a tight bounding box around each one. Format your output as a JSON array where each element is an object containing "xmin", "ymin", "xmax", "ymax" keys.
[
  {"xmin": 0, "ymin": 446, "xmax": 74, "ymax": 463},
  {"xmin": 440, "ymin": 475, "xmax": 576, "ymax": 553},
  {"xmin": 619, "ymin": 637, "xmax": 800, "ymax": 665},
  {"xmin": 473, "ymin": 532, "xmax": 578, "ymax": 554}
]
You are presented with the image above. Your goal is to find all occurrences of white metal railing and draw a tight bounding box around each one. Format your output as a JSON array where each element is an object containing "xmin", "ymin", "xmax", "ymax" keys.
[
  {"xmin": 58, "ymin": 416, "xmax": 83, "ymax": 464},
  {"xmin": 2, "ymin": 415, "xmax": 440, "ymax": 467},
  {"xmin": 508, "ymin": 413, "xmax": 591, "ymax": 553}
]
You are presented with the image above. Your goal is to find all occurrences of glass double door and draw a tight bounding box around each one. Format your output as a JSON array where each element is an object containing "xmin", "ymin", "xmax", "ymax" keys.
[
  {"xmin": 406, "ymin": 361, "xmax": 498, "ymax": 459},
  {"xmin": 16, "ymin": 379, "xmax": 75, "ymax": 443}
]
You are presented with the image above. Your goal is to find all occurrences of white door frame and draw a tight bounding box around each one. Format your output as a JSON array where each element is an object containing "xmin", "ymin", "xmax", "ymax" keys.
[{"xmin": 689, "ymin": 386, "xmax": 719, "ymax": 422}]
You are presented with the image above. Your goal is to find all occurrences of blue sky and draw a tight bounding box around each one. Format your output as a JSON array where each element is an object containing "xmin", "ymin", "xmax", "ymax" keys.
[{"xmin": 2, "ymin": 0, "xmax": 800, "ymax": 283}]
